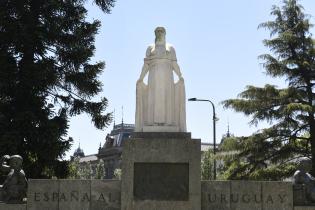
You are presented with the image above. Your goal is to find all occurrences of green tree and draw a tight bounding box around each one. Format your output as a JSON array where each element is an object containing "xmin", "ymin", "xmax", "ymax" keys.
[
  {"xmin": 95, "ymin": 159, "xmax": 105, "ymax": 179},
  {"xmin": 201, "ymin": 136, "xmax": 243, "ymax": 180},
  {"xmin": 68, "ymin": 158, "xmax": 92, "ymax": 179},
  {"xmin": 201, "ymin": 149, "xmax": 215, "ymax": 180},
  {"xmin": 217, "ymin": 136, "xmax": 243, "ymax": 180},
  {"xmin": 68, "ymin": 158, "xmax": 105, "ymax": 179},
  {"xmin": 0, "ymin": 0, "xmax": 114, "ymax": 178},
  {"xmin": 113, "ymin": 168, "xmax": 121, "ymax": 180},
  {"xmin": 223, "ymin": 0, "xmax": 315, "ymax": 179}
]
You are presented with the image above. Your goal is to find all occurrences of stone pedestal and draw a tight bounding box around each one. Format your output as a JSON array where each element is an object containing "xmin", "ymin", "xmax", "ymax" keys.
[
  {"xmin": 294, "ymin": 207, "xmax": 315, "ymax": 210},
  {"xmin": 0, "ymin": 186, "xmax": 3, "ymax": 202},
  {"xmin": 0, "ymin": 203, "xmax": 26, "ymax": 210},
  {"xmin": 121, "ymin": 132, "xmax": 201, "ymax": 210}
]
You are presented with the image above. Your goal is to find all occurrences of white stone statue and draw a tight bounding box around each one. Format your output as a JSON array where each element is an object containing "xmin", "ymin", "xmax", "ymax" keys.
[{"xmin": 135, "ymin": 27, "xmax": 186, "ymax": 132}]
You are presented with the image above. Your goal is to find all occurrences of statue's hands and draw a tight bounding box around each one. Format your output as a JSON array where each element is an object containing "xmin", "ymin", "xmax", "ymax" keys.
[{"xmin": 137, "ymin": 78, "xmax": 143, "ymax": 85}]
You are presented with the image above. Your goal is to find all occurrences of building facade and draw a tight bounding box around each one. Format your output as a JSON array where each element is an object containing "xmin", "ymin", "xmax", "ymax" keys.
[
  {"xmin": 98, "ymin": 123, "xmax": 134, "ymax": 179},
  {"xmin": 73, "ymin": 122, "xmax": 216, "ymax": 179}
]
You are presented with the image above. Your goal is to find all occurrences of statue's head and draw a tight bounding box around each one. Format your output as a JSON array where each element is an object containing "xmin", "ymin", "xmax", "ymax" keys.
[
  {"xmin": 298, "ymin": 157, "xmax": 312, "ymax": 173},
  {"xmin": 9, "ymin": 155, "xmax": 23, "ymax": 171},
  {"xmin": 154, "ymin": 27, "xmax": 166, "ymax": 44}
]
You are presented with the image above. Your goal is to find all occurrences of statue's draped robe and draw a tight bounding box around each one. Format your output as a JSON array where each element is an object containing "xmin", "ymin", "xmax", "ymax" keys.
[{"xmin": 136, "ymin": 44, "xmax": 186, "ymax": 132}]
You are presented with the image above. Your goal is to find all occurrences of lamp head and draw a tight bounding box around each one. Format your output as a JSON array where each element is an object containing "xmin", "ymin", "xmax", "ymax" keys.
[{"xmin": 188, "ymin": 98, "xmax": 197, "ymax": 101}]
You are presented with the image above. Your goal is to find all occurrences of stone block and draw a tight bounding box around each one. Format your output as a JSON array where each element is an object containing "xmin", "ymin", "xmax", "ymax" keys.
[
  {"xmin": 58, "ymin": 180, "xmax": 91, "ymax": 210},
  {"xmin": 201, "ymin": 180, "xmax": 230, "ymax": 210},
  {"xmin": 134, "ymin": 162, "xmax": 189, "ymax": 201},
  {"xmin": 27, "ymin": 179, "xmax": 59, "ymax": 210},
  {"xmin": 262, "ymin": 181, "xmax": 293, "ymax": 210},
  {"xmin": 0, "ymin": 187, "xmax": 3, "ymax": 201},
  {"xmin": 121, "ymin": 136, "xmax": 200, "ymax": 210},
  {"xmin": 294, "ymin": 207, "xmax": 315, "ymax": 210},
  {"xmin": 230, "ymin": 181, "xmax": 262, "ymax": 210},
  {"xmin": 293, "ymin": 185, "xmax": 308, "ymax": 206},
  {"xmin": 0, "ymin": 203, "xmax": 26, "ymax": 210},
  {"xmin": 90, "ymin": 180, "xmax": 120, "ymax": 210},
  {"xmin": 142, "ymin": 125, "xmax": 179, "ymax": 132},
  {"xmin": 131, "ymin": 132, "xmax": 191, "ymax": 139}
]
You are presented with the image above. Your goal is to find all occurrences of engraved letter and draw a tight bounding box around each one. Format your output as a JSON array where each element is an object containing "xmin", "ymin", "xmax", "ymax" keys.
[
  {"xmin": 254, "ymin": 194, "xmax": 262, "ymax": 203},
  {"xmin": 231, "ymin": 194, "xmax": 239, "ymax": 203},
  {"xmin": 221, "ymin": 194, "xmax": 227, "ymax": 203},
  {"xmin": 71, "ymin": 191, "xmax": 79, "ymax": 201},
  {"xmin": 34, "ymin": 192, "xmax": 41, "ymax": 202},
  {"xmin": 59, "ymin": 193, "xmax": 67, "ymax": 202},
  {"xmin": 52, "ymin": 192, "xmax": 59, "ymax": 202},
  {"xmin": 81, "ymin": 193, "xmax": 91, "ymax": 202},
  {"xmin": 98, "ymin": 193, "xmax": 106, "ymax": 202},
  {"xmin": 266, "ymin": 195, "xmax": 274, "ymax": 204},
  {"xmin": 242, "ymin": 194, "xmax": 250, "ymax": 203},
  {"xmin": 43, "ymin": 192, "xmax": 49, "ymax": 201},
  {"xmin": 278, "ymin": 194, "xmax": 286, "ymax": 203},
  {"xmin": 208, "ymin": 194, "xmax": 216, "ymax": 203}
]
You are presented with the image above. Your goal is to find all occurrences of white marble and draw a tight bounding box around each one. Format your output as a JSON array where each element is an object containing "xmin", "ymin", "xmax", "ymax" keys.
[{"xmin": 135, "ymin": 27, "xmax": 186, "ymax": 132}]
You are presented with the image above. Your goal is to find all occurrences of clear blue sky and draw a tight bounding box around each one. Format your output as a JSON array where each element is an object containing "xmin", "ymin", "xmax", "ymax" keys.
[{"xmin": 66, "ymin": 0, "xmax": 315, "ymax": 158}]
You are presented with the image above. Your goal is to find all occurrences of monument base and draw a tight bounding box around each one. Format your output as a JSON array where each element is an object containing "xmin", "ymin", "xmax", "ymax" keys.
[
  {"xmin": 121, "ymin": 132, "xmax": 201, "ymax": 210},
  {"xmin": 142, "ymin": 125, "xmax": 179, "ymax": 132},
  {"xmin": 294, "ymin": 207, "xmax": 315, "ymax": 210},
  {"xmin": 0, "ymin": 203, "xmax": 26, "ymax": 210}
]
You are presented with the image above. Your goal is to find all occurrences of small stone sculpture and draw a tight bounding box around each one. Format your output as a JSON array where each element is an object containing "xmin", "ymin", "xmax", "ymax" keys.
[
  {"xmin": 0, "ymin": 155, "xmax": 27, "ymax": 203},
  {"xmin": 293, "ymin": 157, "xmax": 315, "ymax": 205}
]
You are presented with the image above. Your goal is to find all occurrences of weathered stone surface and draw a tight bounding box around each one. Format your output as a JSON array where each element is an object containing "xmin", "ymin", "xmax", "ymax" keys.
[
  {"xmin": 134, "ymin": 162, "xmax": 189, "ymax": 201},
  {"xmin": 201, "ymin": 181, "xmax": 230, "ymax": 210},
  {"xmin": 27, "ymin": 180, "xmax": 122, "ymax": 210},
  {"xmin": 262, "ymin": 181, "xmax": 293, "ymax": 210},
  {"xmin": 91, "ymin": 180, "xmax": 120, "ymax": 210},
  {"xmin": 121, "ymin": 137, "xmax": 201, "ymax": 210},
  {"xmin": 58, "ymin": 180, "xmax": 91, "ymax": 210},
  {"xmin": 131, "ymin": 132, "xmax": 191, "ymax": 139},
  {"xmin": 27, "ymin": 179, "xmax": 59, "ymax": 210},
  {"xmin": 0, "ymin": 203, "xmax": 26, "ymax": 210},
  {"xmin": 0, "ymin": 187, "xmax": 3, "ymax": 201},
  {"xmin": 294, "ymin": 207, "xmax": 315, "ymax": 210},
  {"xmin": 293, "ymin": 185, "xmax": 307, "ymax": 206},
  {"xmin": 201, "ymin": 181, "xmax": 293, "ymax": 210},
  {"xmin": 230, "ymin": 181, "xmax": 262, "ymax": 210}
]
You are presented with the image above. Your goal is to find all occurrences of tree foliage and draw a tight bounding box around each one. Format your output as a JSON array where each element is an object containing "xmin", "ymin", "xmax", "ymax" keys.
[
  {"xmin": 0, "ymin": 0, "xmax": 114, "ymax": 178},
  {"xmin": 68, "ymin": 158, "xmax": 105, "ymax": 179},
  {"xmin": 223, "ymin": 0, "xmax": 315, "ymax": 180},
  {"xmin": 201, "ymin": 136, "xmax": 243, "ymax": 180},
  {"xmin": 201, "ymin": 149, "xmax": 215, "ymax": 180}
]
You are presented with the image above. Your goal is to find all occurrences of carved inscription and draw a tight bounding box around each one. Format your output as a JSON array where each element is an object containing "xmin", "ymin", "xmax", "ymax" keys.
[
  {"xmin": 133, "ymin": 162, "xmax": 189, "ymax": 201},
  {"xmin": 32, "ymin": 191, "xmax": 118, "ymax": 204},
  {"xmin": 206, "ymin": 193, "xmax": 287, "ymax": 204}
]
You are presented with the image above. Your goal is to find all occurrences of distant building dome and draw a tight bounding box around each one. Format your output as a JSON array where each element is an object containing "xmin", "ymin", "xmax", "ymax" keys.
[{"xmin": 73, "ymin": 144, "xmax": 85, "ymax": 158}]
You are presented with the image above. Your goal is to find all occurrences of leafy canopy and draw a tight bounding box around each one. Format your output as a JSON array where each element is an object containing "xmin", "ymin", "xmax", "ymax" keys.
[
  {"xmin": 223, "ymin": 0, "xmax": 315, "ymax": 180},
  {"xmin": 0, "ymin": 0, "xmax": 115, "ymax": 178}
]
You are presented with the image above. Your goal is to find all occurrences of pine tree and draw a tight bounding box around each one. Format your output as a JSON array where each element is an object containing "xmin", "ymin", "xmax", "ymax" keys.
[
  {"xmin": 201, "ymin": 149, "xmax": 215, "ymax": 180},
  {"xmin": 223, "ymin": 0, "xmax": 315, "ymax": 179},
  {"xmin": 0, "ymin": 0, "xmax": 114, "ymax": 178}
]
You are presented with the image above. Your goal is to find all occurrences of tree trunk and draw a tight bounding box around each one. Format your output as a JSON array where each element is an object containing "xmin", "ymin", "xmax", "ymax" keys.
[
  {"xmin": 310, "ymin": 119, "xmax": 315, "ymax": 176},
  {"xmin": 306, "ymin": 78, "xmax": 315, "ymax": 175}
]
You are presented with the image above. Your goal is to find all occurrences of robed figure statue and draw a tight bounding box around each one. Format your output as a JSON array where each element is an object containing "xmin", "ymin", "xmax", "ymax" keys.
[{"xmin": 135, "ymin": 27, "xmax": 186, "ymax": 132}]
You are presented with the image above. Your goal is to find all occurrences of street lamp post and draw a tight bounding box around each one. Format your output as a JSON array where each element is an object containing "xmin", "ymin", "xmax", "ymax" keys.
[{"xmin": 188, "ymin": 97, "xmax": 217, "ymax": 180}]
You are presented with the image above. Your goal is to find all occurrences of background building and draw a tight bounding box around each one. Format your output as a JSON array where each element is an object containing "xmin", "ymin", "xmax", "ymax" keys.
[{"xmin": 72, "ymin": 122, "xmax": 219, "ymax": 179}]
